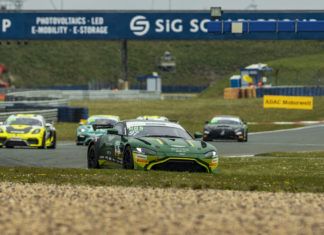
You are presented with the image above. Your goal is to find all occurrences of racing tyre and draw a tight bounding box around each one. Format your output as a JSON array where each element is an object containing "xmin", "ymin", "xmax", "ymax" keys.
[
  {"xmin": 87, "ymin": 144, "xmax": 100, "ymax": 169},
  {"xmin": 48, "ymin": 132, "xmax": 57, "ymax": 149},
  {"xmin": 123, "ymin": 146, "xmax": 134, "ymax": 169},
  {"xmin": 39, "ymin": 133, "xmax": 46, "ymax": 149},
  {"xmin": 244, "ymin": 132, "xmax": 248, "ymax": 142}
]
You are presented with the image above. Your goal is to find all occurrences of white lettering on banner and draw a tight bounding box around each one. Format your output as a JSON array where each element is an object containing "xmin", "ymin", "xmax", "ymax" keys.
[
  {"xmin": 190, "ymin": 19, "xmax": 211, "ymax": 33},
  {"xmin": 130, "ymin": 15, "xmax": 212, "ymax": 36},
  {"xmin": 36, "ymin": 17, "xmax": 87, "ymax": 25},
  {"xmin": 31, "ymin": 26, "xmax": 68, "ymax": 34},
  {"xmin": 30, "ymin": 16, "xmax": 109, "ymax": 35},
  {"xmin": 130, "ymin": 15, "xmax": 150, "ymax": 36},
  {"xmin": 73, "ymin": 26, "xmax": 108, "ymax": 34},
  {"xmin": 2, "ymin": 19, "xmax": 11, "ymax": 32},
  {"xmin": 91, "ymin": 17, "xmax": 104, "ymax": 25},
  {"xmin": 155, "ymin": 19, "xmax": 183, "ymax": 33}
]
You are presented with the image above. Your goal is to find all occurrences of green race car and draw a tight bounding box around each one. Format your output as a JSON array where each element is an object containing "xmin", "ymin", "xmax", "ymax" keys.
[
  {"xmin": 87, "ymin": 120, "xmax": 219, "ymax": 173},
  {"xmin": 76, "ymin": 115, "xmax": 120, "ymax": 146}
]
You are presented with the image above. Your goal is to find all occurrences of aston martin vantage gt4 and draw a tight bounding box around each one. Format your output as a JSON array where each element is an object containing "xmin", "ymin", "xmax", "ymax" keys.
[
  {"xmin": 87, "ymin": 120, "xmax": 219, "ymax": 173},
  {"xmin": 76, "ymin": 115, "xmax": 120, "ymax": 146}
]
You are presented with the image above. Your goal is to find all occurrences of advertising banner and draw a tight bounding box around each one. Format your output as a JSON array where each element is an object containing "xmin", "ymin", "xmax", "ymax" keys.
[
  {"xmin": 0, "ymin": 12, "xmax": 213, "ymax": 40},
  {"xmin": 263, "ymin": 95, "xmax": 313, "ymax": 110}
]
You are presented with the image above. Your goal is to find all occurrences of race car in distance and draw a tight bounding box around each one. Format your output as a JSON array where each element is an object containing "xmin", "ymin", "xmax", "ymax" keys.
[
  {"xmin": 136, "ymin": 116, "xmax": 169, "ymax": 121},
  {"xmin": 0, "ymin": 114, "xmax": 56, "ymax": 149},
  {"xmin": 76, "ymin": 115, "xmax": 120, "ymax": 146},
  {"xmin": 203, "ymin": 115, "xmax": 248, "ymax": 142},
  {"xmin": 87, "ymin": 120, "xmax": 219, "ymax": 173}
]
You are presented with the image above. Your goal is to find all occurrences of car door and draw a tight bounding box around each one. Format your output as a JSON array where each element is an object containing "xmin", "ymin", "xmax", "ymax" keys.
[{"xmin": 105, "ymin": 122, "xmax": 125, "ymax": 164}]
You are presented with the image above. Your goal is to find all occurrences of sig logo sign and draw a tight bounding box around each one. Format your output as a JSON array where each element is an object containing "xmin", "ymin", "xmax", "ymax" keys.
[
  {"xmin": 130, "ymin": 15, "xmax": 211, "ymax": 37},
  {"xmin": 1, "ymin": 19, "xmax": 11, "ymax": 33},
  {"xmin": 130, "ymin": 15, "xmax": 150, "ymax": 36}
]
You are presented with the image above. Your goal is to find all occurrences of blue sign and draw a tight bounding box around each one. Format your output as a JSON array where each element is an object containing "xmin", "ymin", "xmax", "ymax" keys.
[
  {"xmin": 207, "ymin": 11, "xmax": 324, "ymax": 40},
  {"xmin": 0, "ymin": 11, "xmax": 213, "ymax": 40},
  {"xmin": 1, "ymin": 11, "xmax": 324, "ymax": 40}
]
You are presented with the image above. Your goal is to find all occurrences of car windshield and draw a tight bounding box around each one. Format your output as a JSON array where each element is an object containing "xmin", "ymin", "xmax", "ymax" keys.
[
  {"xmin": 127, "ymin": 124, "xmax": 192, "ymax": 139},
  {"xmin": 88, "ymin": 118, "xmax": 118, "ymax": 126},
  {"xmin": 211, "ymin": 118, "xmax": 241, "ymax": 125},
  {"xmin": 5, "ymin": 117, "xmax": 43, "ymax": 126}
]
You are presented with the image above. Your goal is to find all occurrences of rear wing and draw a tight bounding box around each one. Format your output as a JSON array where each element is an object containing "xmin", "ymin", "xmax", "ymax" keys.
[{"xmin": 169, "ymin": 119, "xmax": 179, "ymax": 124}]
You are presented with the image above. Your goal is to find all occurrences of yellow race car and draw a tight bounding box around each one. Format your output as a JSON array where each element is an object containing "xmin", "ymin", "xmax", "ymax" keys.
[{"xmin": 0, "ymin": 114, "xmax": 56, "ymax": 149}]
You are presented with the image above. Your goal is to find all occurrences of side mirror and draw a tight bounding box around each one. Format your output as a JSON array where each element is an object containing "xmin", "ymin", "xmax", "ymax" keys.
[
  {"xmin": 45, "ymin": 123, "xmax": 52, "ymax": 128},
  {"xmin": 194, "ymin": 132, "xmax": 203, "ymax": 139},
  {"xmin": 107, "ymin": 128, "xmax": 119, "ymax": 135}
]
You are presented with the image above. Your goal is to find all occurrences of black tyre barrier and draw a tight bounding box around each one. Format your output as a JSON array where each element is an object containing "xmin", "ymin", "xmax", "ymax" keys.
[{"xmin": 57, "ymin": 106, "xmax": 89, "ymax": 122}]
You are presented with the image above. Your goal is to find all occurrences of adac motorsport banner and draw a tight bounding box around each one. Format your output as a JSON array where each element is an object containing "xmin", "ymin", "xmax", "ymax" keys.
[
  {"xmin": 0, "ymin": 11, "xmax": 214, "ymax": 40},
  {"xmin": 263, "ymin": 95, "xmax": 314, "ymax": 110}
]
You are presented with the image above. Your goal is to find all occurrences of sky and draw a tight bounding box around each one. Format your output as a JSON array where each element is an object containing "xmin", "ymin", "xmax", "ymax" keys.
[{"xmin": 20, "ymin": 0, "xmax": 324, "ymax": 10}]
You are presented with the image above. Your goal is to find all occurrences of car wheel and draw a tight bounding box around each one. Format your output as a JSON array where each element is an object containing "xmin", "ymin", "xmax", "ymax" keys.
[
  {"xmin": 87, "ymin": 144, "xmax": 100, "ymax": 169},
  {"xmin": 244, "ymin": 132, "xmax": 248, "ymax": 142},
  {"xmin": 48, "ymin": 132, "xmax": 56, "ymax": 149},
  {"xmin": 123, "ymin": 146, "xmax": 134, "ymax": 169},
  {"xmin": 38, "ymin": 133, "xmax": 46, "ymax": 149}
]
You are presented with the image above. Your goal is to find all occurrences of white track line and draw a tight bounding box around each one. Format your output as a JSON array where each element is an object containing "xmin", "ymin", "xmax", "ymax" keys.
[
  {"xmin": 222, "ymin": 155, "xmax": 255, "ymax": 158},
  {"xmin": 250, "ymin": 124, "xmax": 324, "ymax": 135}
]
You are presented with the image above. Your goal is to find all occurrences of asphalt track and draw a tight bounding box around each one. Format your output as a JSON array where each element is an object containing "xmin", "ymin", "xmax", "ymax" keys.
[{"xmin": 0, "ymin": 125, "xmax": 324, "ymax": 169}]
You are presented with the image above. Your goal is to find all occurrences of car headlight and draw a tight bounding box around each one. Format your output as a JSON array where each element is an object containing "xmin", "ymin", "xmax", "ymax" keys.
[
  {"xmin": 135, "ymin": 147, "xmax": 157, "ymax": 155},
  {"xmin": 204, "ymin": 150, "xmax": 218, "ymax": 158},
  {"xmin": 235, "ymin": 129, "xmax": 243, "ymax": 135},
  {"xmin": 204, "ymin": 130, "xmax": 210, "ymax": 134},
  {"xmin": 32, "ymin": 129, "xmax": 41, "ymax": 134},
  {"xmin": 79, "ymin": 128, "xmax": 86, "ymax": 133}
]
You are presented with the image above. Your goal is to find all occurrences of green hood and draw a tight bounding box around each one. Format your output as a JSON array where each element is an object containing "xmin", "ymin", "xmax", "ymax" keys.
[{"xmin": 129, "ymin": 137, "xmax": 216, "ymax": 156}]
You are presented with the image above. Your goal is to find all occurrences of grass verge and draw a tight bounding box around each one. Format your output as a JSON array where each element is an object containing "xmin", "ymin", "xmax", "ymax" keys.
[
  {"xmin": 1, "ymin": 152, "xmax": 323, "ymax": 193},
  {"xmin": 53, "ymin": 97, "xmax": 324, "ymax": 141}
]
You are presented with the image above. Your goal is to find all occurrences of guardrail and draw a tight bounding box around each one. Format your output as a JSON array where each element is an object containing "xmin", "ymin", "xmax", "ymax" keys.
[
  {"xmin": 0, "ymin": 109, "xmax": 58, "ymax": 123},
  {"xmin": 0, "ymin": 99, "xmax": 69, "ymax": 112},
  {"xmin": 5, "ymin": 90, "xmax": 161, "ymax": 100}
]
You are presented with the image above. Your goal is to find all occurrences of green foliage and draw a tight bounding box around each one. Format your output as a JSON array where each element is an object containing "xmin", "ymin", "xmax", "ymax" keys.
[
  {"xmin": 0, "ymin": 152, "xmax": 323, "ymax": 192},
  {"xmin": 2, "ymin": 41, "xmax": 324, "ymax": 89}
]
